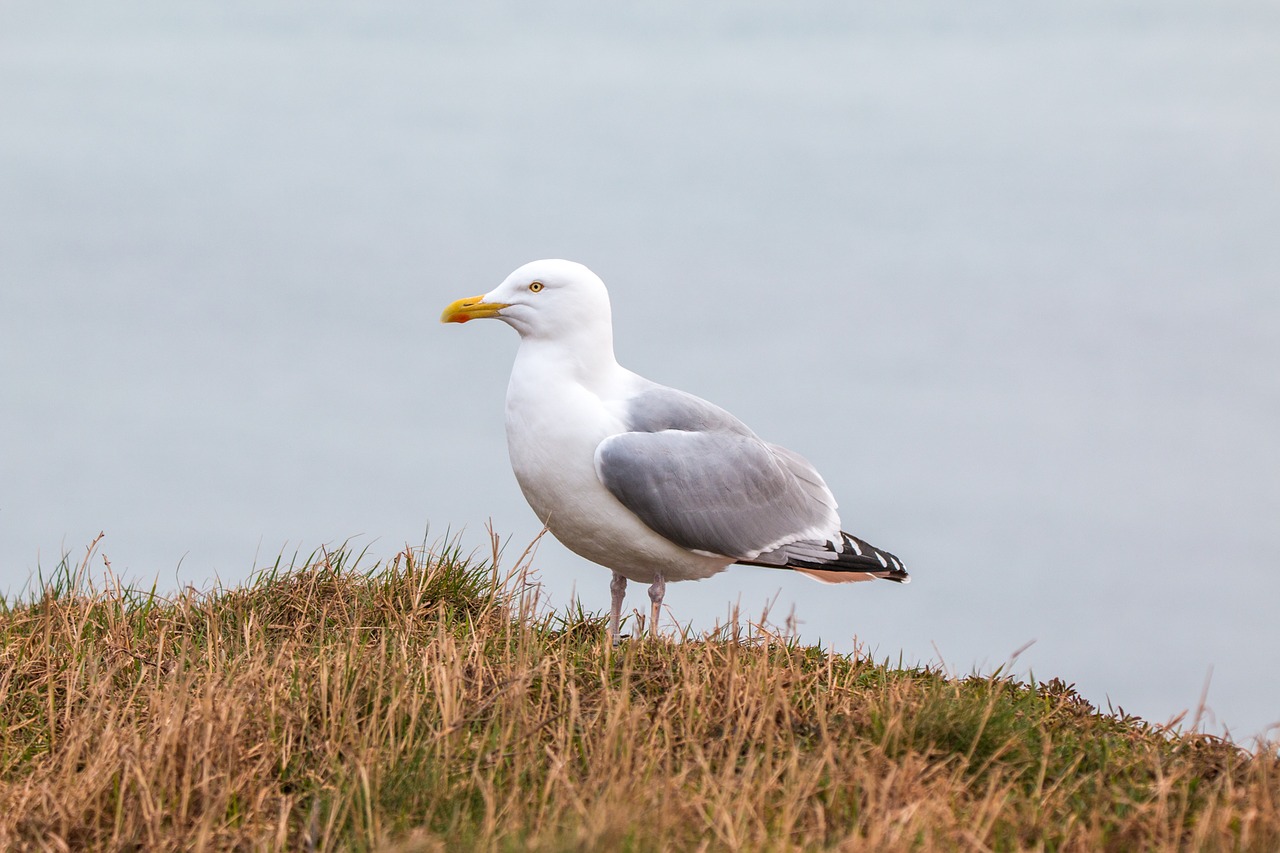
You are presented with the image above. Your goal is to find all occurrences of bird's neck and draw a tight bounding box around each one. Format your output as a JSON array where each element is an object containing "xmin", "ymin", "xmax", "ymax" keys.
[{"xmin": 514, "ymin": 328, "xmax": 622, "ymax": 391}]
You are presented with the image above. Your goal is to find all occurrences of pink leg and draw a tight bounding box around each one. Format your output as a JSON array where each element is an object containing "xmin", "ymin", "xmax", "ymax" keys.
[
  {"xmin": 609, "ymin": 572, "xmax": 627, "ymax": 643},
  {"xmin": 647, "ymin": 572, "xmax": 665, "ymax": 638}
]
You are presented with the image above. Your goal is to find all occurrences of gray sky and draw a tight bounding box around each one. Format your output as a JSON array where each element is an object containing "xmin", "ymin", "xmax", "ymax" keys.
[{"xmin": 2, "ymin": 1, "xmax": 1278, "ymax": 740}]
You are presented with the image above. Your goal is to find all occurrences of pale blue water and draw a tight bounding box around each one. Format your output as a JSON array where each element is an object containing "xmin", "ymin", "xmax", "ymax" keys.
[{"xmin": 2, "ymin": 1, "xmax": 1278, "ymax": 740}]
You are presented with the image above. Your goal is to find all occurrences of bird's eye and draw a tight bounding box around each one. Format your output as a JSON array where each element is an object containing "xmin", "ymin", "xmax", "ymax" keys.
[{"xmin": 529, "ymin": 281, "xmax": 544, "ymax": 293}]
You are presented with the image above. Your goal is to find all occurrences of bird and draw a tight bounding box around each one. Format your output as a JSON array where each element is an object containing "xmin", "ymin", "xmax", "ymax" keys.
[{"xmin": 441, "ymin": 259, "xmax": 908, "ymax": 641}]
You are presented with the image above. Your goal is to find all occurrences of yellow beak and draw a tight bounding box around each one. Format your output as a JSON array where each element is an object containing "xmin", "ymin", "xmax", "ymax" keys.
[{"xmin": 441, "ymin": 294, "xmax": 509, "ymax": 324}]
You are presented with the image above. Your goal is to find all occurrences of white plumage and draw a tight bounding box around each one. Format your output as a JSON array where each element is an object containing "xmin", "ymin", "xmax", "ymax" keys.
[{"xmin": 442, "ymin": 259, "xmax": 907, "ymax": 639}]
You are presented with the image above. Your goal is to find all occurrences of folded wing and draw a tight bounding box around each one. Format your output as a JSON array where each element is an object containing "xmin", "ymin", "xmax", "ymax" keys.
[{"xmin": 594, "ymin": 386, "xmax": 908, "ymax": 583}]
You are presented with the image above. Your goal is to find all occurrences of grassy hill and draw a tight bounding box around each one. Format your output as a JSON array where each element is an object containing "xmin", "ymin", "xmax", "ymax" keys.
[{"xmin": 1, "ymin": 540, "xmax": 1276, "ymax": 851}]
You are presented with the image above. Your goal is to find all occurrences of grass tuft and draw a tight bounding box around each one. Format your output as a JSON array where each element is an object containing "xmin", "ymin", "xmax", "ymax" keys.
[{"xmin": 1, "ymin": 540, "xmax": 1276, "ymax": 851}]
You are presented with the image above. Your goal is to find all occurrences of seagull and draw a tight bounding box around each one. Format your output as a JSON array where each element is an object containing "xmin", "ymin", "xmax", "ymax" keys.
[{"xmin": 441, "ymin": 259, "xmax": 908, "ymax": 640}]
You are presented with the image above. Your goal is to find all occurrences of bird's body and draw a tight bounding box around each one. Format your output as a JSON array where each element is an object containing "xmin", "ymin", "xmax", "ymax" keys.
[
  {"xmin": 506, "ymin": 353, "xmax": 731, "ymax": 584},
  {"xmin": 443, "ymin": 259, "xmax": 907, "ymax": 638}
]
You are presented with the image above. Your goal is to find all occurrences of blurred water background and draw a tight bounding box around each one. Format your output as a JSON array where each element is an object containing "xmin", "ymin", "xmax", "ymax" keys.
[{"xmin": 2, "ymin": 1, "xmax": 1277, "ymax": 739}]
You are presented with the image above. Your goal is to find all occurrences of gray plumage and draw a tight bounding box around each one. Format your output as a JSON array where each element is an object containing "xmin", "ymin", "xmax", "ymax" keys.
[{"xmin": 595, "ymin": 385, "xmax": 907, "ymax": 581}]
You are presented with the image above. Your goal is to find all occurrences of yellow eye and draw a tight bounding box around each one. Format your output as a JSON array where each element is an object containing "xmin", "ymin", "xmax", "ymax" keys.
[{"xmin": 529, "ymin": 281, "xmax": 544, "ymax": 292}]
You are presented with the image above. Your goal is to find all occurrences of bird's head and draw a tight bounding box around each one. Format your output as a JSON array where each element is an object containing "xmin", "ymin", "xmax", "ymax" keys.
[{"xmin": 441, "ymin": 259, "xmax": 613, "ymax": 342}]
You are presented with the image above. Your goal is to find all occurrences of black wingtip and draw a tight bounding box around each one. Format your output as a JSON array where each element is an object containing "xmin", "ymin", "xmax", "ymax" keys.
[
  {"xmin": 738, "ymin": 531, "xmax": 909, "ymax": 583},
  {"xmin": 838, "ymin": 532, "xmax": 910, "ymax": 582}
]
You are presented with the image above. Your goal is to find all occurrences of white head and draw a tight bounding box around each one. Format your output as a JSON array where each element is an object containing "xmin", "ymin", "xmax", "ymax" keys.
[{"xmin": 441, "ymin": 259, "xmax": 614, "ymax": 344}]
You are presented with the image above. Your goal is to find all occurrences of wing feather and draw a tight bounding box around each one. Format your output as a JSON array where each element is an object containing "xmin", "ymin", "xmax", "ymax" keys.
[{"xmin": 594, "ymin": 386, "xmax": 839, "ymax": 560}]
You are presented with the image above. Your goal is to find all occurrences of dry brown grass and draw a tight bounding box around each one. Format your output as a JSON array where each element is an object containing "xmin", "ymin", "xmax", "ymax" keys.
[{"xmin": 1, "ymin": 536, "xmax": 1277, "ymax": 852}]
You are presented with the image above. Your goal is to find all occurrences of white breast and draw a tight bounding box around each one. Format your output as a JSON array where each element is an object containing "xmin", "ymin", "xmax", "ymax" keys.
[{"xmin": 503, "ymin": 348, "xmax": 731, "ymax": 584}]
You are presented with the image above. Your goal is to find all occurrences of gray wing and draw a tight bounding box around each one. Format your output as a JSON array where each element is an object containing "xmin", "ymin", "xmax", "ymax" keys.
[{"xmin": 593, "ymin": 387, "xmax": 840, "ymax": 560}]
